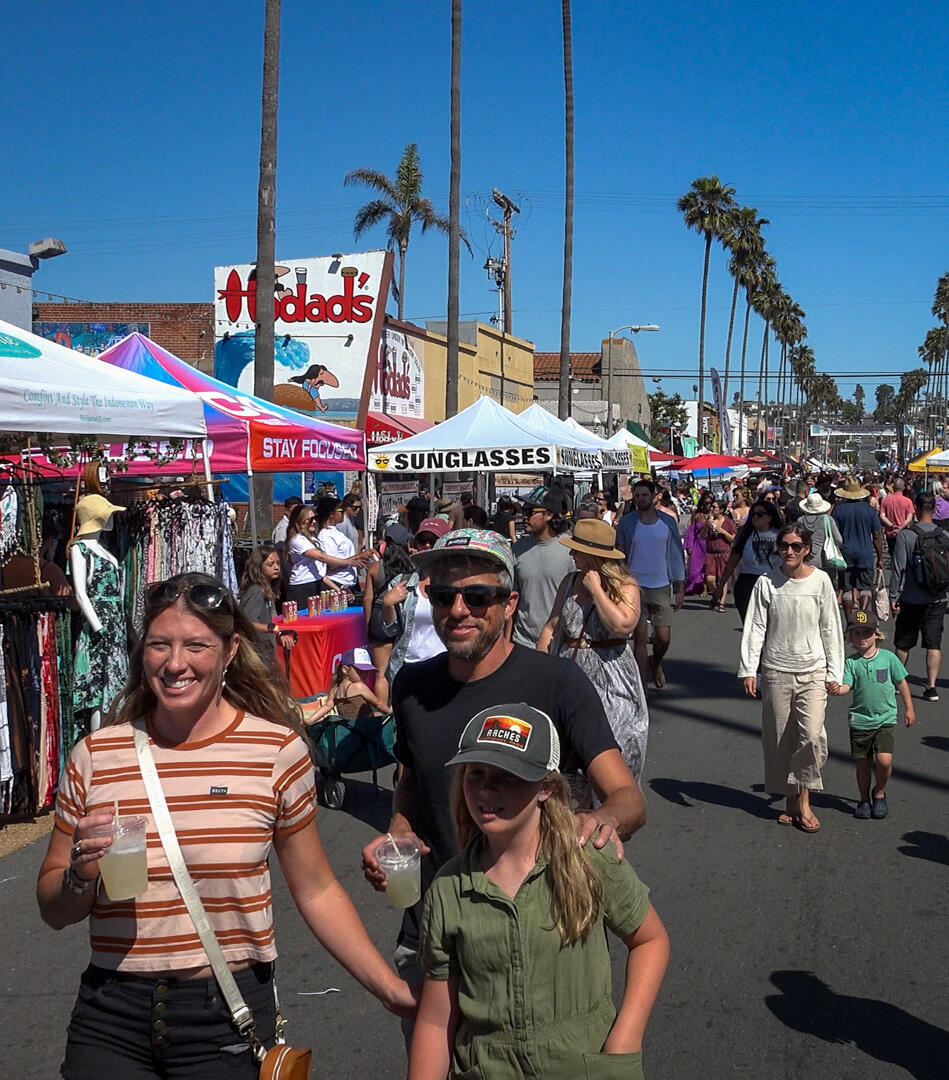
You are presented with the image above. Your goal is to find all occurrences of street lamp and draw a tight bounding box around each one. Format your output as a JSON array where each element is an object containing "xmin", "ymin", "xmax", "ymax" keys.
[{"xmin": 607, "ymin": 324, "xmax": 659, "ymax": 436}]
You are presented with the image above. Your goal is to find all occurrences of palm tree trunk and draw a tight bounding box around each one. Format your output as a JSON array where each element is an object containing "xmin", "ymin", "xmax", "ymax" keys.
[
  {"xmin": 697, "ymin": 233, "xmax": 711, "ymax": 447},
  {"xmin": 558, "ymin": 0, "xmax": 574, "ymax": 419},
  {"xmin": 397, "ymin": 243, "xmax": 407, "ymax": 322},
  {"xmin": 445, "ymin": 0, "xmax": 462, "ymax": 417},
  {"xmin": 755, "ymin": 321, "xmax": 767, "ymax": 449},
  {"xmin": 253, "ymin": 0, "xmax": 280, "ymax": 538},
  {"xmin": 722, "ymin": 275, "xmax": 739, "ymax": 425},
  {"xmin": 738, "ymin": 293, "xmax": 751, "ymax": 453}
]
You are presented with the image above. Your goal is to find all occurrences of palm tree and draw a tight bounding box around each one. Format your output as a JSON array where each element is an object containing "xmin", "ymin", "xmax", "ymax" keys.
[
  {"xmin": 446, "ymin": 0, "xmax": 462, "ymax": 416},
  {"xmin": 736, "ymin": 253, "xmax": 773, "ymax": 452},
  {"xmin": 558, "ymin": 0, "xmax": 574, "ymax": 419},
  {"xmin": 918, "ymin": 326, "xmax": 947, "ymax": 445},
  {"xmin": 722, "ymin": 207, "xmax": 768, "ymax": 408},
  {"xmin": 678, "ymin": 176, "xmax": 737, "ymax": 446},
  {"xmin": 771, "ymin": 295, "xmax": 806, "ymax": 450},
  {"xmin": 790, "ymin": 344, "xmax": 815, "ymax": 452},
  {"xmin": 932, "ymin": 272, "xmax": 949, "ymax": 443},
  {"xmin": 345, "ymin": 144, "xmax": 453, "ymax": 323},
  {"xmin": 751, "ymin": 269, "xmax": 780, "ymax": 448},
  {"xmin": 252, "ymin": 0, "xmax": 281, "ymax": 539}
]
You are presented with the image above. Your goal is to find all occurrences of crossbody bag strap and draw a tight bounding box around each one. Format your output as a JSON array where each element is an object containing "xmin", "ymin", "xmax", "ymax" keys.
[{"xmin": 132, "ymin": 726, "xmax": 262, "ymax": 1057}]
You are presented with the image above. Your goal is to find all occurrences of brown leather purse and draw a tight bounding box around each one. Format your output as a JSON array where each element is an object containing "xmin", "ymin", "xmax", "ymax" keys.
[{"xmin": 259, "ymin": 1043, "xmax": 312, "ymax": 1079}]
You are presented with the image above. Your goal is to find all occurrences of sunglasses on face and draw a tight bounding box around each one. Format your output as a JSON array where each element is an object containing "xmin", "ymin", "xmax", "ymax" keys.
[
  {"xmin": 428, "ymin": 584, "xmax": 511, "ymax": 609},
  {"xmin": 147, "ymin": 578, "xmax": 228, "ymax": 610},
  {"xmin": 777, "ymin": 541, "xmax": 806, "ymax": 553}
]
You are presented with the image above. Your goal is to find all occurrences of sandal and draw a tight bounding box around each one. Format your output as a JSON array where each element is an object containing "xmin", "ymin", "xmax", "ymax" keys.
[
  {"xmin": 776, "ymin": 812, "xmax": 795, "ymax": 827},
  {"xmin": 715, "ymin": 604, "xmax": 727, "ymax": 613},
  {"xmin": 796, "ymin": 814, "xmax": 821, "ymax": 833}
]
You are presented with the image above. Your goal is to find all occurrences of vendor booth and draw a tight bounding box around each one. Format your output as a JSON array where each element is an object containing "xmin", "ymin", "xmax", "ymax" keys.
[
  {"xmin": 0, "ymin": 321, "xmax": 208, "ymax": 819},
  {"xmin": 273, "ymin": 608, "xmax": 367, "ymax": 698},
  {"xmin": 519, "ymin": 404, "xmax": 631, "ymax": 472}
]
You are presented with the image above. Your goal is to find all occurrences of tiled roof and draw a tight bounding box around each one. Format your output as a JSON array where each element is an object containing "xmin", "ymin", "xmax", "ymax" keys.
[{"xmin": 534, "ymin": 351, "xmax": 601, "ymax": 382}]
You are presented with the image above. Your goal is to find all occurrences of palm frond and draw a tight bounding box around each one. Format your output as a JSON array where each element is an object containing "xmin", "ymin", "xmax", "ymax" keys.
[
  {"xmin": 344, "ymin": 168, "xmax": 399, "ymax": 201},
  {"xmin": 352, "ymin": 199, "xmax": 396, "ymax": 239}
]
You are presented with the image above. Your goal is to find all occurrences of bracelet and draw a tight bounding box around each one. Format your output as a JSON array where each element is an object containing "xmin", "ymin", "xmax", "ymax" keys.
[
  {"xmin": 267, "ymin": 621, "xmax": 276, "ymax": 633},
  {"xmin": 63, "ymin": 865, "xmax": 98, "ymax": 895}
]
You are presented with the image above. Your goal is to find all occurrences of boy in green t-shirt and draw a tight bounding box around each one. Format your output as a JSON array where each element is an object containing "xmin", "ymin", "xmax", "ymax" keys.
[{"xmin": 830, "ymin": 609, "xmax": 915, "ymax": 820}]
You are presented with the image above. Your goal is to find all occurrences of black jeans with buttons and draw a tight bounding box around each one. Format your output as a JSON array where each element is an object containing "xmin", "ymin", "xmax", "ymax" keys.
[{"xmin": 61, "ymin": 963, "xmax": 276, "ymax": 1079}]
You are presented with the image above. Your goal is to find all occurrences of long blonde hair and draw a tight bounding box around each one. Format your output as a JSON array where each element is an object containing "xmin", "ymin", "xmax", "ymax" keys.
[
  {"xmin": 107, "ymin": 572, "xmax": 303, "ymax": 733},
  {"xmin": 591, "ymin": 554, "xmax": 638, "ymax": 608},
  {"xmin": 451, "ymin": 768, "xmax": 602, "ymax": 944}
]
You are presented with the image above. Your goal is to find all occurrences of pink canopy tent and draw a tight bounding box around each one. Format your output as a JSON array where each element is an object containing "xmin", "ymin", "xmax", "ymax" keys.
[{"xmin": 97, "ymin": 334, "xmax": 366, "ymax": 474}]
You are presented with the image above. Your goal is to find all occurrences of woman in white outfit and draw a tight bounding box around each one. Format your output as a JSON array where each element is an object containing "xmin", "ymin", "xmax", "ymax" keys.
[{"xmin": 739, "ymin": 523, "xmax": 844, "ymax": 833}]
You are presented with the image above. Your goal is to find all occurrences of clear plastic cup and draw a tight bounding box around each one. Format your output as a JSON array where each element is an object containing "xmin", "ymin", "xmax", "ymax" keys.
[
  {"xmin": 96, "ymin": 816, "xmax": 148, "ymax": 900},
  {"xmin": 376, "ymin": 836, "xmax": 421, "ymax": 908}
]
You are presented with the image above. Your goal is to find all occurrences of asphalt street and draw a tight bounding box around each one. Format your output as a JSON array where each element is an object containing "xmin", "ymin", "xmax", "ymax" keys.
[{"xmin": 2, "ymin": 597, "xmax": 946, "ymax": 1079}]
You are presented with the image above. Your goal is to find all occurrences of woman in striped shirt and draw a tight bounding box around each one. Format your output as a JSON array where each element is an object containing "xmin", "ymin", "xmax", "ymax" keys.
[{"xmin": 38, "ymin": 572, "xmax": 414, "ymax": 1079}]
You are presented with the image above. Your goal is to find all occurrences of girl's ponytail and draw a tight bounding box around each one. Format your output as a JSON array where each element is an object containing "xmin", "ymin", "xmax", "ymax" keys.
[{"xmin": 540, "ymin": 774, "xmax": 603, "ymax": 944}]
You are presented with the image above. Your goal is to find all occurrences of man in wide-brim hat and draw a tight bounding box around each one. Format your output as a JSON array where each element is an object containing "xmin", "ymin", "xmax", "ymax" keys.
[
  {"xmin": 831, "ymin": 475, "xmax": 884, "ymax": 621},
  {"xmin": 835, "ymin": 476, "xmax": 871, "ymax": 500}
]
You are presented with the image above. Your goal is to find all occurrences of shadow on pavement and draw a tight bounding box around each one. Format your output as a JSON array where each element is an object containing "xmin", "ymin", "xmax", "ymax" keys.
[
  {"xmin": 897, "ymin": 830, "xmax": 949, "ymax": 867},
  {"xmin": 921, "ymin": 735, "xmax": 949, "ymax": 753},
  {"xmin": 765, "ymin": 970, "xmax": 949, "ymax": 1080},
  {"xmin": 649, "ymin": 778, "xmax": 773, "ymax": 818},
  {"xmin": 320, "ymin": 776, "xmax": 394, "ymax": 833}
]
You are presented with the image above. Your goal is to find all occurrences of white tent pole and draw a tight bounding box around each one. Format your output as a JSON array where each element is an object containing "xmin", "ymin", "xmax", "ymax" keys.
[
  {"xmin": 248, "ymin": 473, "xmax": 258, "ymax": 548},
  {"xmin": 200, "ymin": 439, "xmax": 213, "ymax": 501}
]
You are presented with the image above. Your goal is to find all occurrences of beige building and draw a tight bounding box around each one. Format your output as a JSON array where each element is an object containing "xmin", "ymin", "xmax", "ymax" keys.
[
  {"xmin": 533, "ymin": 336, "xmax": 651, "ymax": 436},
  {"xmin": 396, "ymin": 318, "xmax": 535, "ymax": 419}
]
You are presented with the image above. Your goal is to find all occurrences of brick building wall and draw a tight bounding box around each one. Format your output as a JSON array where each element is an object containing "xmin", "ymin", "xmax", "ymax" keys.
[{"xmin": 32, "ymin": 302, "xmax": 214, "ymax": 372}]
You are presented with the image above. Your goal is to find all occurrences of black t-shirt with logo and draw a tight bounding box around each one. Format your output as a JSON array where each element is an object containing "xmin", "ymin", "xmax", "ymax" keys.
[{"xmin": 392, "ymin": 644, "xmax": 618, "ymax": 941}]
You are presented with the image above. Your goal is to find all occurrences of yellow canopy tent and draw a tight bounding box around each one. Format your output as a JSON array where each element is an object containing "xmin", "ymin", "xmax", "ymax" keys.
[{"xmin": 907, "ymin": 447, "xmax": 944, "ymax": 472}]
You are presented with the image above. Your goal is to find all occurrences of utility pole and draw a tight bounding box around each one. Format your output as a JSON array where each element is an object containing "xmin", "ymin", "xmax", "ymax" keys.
[{"xmin": 490, "ymin": 189, "xmax": 519, "ymax": 335}]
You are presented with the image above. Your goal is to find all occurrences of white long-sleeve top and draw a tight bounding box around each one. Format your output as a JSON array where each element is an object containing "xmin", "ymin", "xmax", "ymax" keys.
[{"xmin": 738, "ymin": 567, "xmax": 844, "ymax": 682}]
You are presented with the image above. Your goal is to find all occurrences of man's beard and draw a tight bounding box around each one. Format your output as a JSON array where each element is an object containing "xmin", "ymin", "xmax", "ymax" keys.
[{"xmin": 441, "ymin": 619, "xmax": 505, "ymax": 661}]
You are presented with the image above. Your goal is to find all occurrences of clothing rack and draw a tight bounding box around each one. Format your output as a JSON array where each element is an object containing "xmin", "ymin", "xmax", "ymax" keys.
[{"xmin": 0, "ymin": 593, "xmax": 74, "ymax": 820}]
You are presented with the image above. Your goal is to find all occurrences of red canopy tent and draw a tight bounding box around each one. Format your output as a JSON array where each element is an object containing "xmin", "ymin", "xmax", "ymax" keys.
[{"xmin": 659, "ymin": 453, "xmax": 750, "ymax": 472}]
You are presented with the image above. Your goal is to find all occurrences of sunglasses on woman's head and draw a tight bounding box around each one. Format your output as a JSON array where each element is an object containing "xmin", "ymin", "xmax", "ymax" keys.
[
  {"xmin": 777, "ymin": 541, "xmax": 805, "ymax": 553},
  {"xmin": 147, "ymin": 579, "xmax": 228, "ymax": 610},
  {"xmin": 428, "ymin": 584, "xmax": 511, "ymax": 609}
]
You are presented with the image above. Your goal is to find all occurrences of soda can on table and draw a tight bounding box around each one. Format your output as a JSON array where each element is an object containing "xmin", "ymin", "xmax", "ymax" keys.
[
  {"xmin": 282, "ymin": 601, "xmax": 298, "ymax": 623},
  {"xmin": 307, "ymin": 595, "xmax": 322, "ymax": 617}
]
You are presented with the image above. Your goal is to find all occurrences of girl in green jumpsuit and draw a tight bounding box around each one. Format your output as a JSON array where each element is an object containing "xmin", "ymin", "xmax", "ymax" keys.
[{"xmin": 410, "ymin": 703, "xmax": 669, "ymax": 1080}]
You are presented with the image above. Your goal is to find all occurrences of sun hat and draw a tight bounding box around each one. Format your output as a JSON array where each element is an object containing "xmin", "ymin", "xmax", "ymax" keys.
[
  {"xmin": 337, "ymin": 647, "xmax": 376, "ymax": 671},
  {"xmin": 446, "ymin": 703, "xmax": 560, "ymax": 782},
  {"xmin": 558, "ymin": 517, "xmax": 625, "ymax": 560},
  {"xmin": 801, "ymin": 491, "xmax": 832, "ymax": 514},
  {"xmin": 846, "ymin": 609, "xmax": 879, "ymax": 633},
  {"xmin": 415, "ymin": 528, "xmax": 514, "ymax": 577},
  {"xmin": 415, "ymin": 517, "xmax": 451, "ymax": 539},
  {"xmin": 74, "ymin": 494, "xmax": 125, "ymax": 538},
  {"xmin": 435, "ymin": 496, "xmax": 455, "ymax": 512},
  {"xmin": 836, "ymin": 476, "xmax": 870, "ymax": 500}
]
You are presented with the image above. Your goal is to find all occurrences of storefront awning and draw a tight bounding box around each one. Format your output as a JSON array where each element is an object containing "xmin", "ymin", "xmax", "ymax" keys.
[{"xmin": 366, "ymin": 411, "xmax": 434, "ymax": 445}]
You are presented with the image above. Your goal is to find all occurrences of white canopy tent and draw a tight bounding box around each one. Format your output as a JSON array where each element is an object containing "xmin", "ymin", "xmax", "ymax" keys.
[
  {"xmin": 921, "ymin": 449, "xmax": 949, "ymax": 469},
  {"xmin": 0, "ymin": 320, "xmax": 206, "ymax": 438},
  {"xmin": 520, "ymin": 406, "xmax": 630, "ymax": 471},
  {"xmin": 367, "ymin": 396, "xmax": 602, "ymax": 474}
]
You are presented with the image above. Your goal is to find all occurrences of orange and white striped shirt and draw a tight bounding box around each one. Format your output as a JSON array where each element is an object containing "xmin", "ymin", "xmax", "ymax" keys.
[{"xmin": 54, "ymin": 711, "xmax": 316, "ymax": 973}]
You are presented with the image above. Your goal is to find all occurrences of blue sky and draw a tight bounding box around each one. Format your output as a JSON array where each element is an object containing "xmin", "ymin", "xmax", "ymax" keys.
[{"xmin": 3, "ymin": 0, "xmax": 947, "ymax": 406}]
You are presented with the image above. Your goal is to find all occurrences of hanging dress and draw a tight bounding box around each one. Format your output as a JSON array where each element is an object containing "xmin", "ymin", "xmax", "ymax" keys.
[
  {"xmin": 72, "ymin": 542, "xmax": 129, "ymax": 717},
  {"xmin": 552, "ymin": 580, "xmax": 650, "ymax": 783}
]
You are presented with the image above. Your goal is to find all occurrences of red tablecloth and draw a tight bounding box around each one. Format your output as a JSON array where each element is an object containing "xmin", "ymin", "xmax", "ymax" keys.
[{"xmin": 273, "ymin": 607, "xmax": 368, "ymax": 699}]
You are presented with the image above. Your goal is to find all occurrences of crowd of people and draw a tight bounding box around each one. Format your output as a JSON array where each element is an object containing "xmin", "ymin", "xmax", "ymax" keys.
[{"xmin": 37, "ymin": 463, "xmax": 947, "ymax": 1078}]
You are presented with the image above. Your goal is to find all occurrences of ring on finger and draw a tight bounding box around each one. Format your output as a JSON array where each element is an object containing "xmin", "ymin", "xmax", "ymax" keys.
[{"xmin": 71, "ymin": 842, "xmax": 82, "ymax": 860}]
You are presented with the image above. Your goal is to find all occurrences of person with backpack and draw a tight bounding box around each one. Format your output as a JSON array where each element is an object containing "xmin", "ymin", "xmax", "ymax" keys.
[{"xmin": 889, "ymin": 490, "xmax": 949, "ymax": 702}]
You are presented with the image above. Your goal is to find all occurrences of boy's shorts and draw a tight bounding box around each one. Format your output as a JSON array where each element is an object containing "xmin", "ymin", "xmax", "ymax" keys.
[{"xmin": 850, "ymin": 724, "xmax": 895, "ymax": 759}]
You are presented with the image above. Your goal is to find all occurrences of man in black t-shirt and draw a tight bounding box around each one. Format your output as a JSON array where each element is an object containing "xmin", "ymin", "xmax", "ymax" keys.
[{"xmin": 360, "ymin": 528, "xmax": 646, "ymax": 998}]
